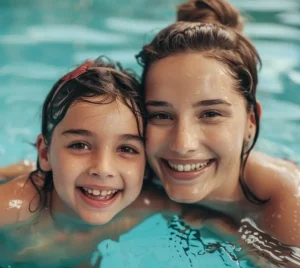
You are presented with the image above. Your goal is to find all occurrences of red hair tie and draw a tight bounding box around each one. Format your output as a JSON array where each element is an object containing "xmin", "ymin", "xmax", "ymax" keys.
[
  {"xmin": 49, "ymin": 60, "xmax": 93, "ymax": 106},
  {"xmin": 61, "ymin": 60, "xmax": 93, "ymax": 82}
]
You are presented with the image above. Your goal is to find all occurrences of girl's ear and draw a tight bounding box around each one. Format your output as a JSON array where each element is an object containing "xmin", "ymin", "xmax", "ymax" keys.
[{"xmin": 36, "ymin": 134, "xmax": 51, "ymax": 172}]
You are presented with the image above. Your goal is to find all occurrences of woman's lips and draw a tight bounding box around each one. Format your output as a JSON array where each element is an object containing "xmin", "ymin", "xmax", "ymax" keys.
[{"xmin": 160, "ymin": 158, "xmax": 215, "ymax": 181}]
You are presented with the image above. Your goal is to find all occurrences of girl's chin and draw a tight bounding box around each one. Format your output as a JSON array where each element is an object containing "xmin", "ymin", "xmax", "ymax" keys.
[{"xmin": 79, "ymin": 213, "xmax": 115, "ymax": 226}]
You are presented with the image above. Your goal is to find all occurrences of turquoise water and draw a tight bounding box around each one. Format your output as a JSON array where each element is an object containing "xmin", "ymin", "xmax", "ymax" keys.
[
  {"xmin": 0, "ymin": 0, "xmax": 300, "ymax": 165},
  {"xmin": 0, "ymin": 0, "xmax": 300, "ymax": 267}
]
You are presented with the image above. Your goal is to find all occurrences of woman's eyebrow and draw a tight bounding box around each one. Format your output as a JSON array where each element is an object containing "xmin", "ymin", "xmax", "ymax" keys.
[
  {"xmin": 145, "ymin": 100, "xmax": 173, "ymax": 108},
  {"xmin": 192, "ymin": 99, "xmax": 232, "ymax": 107}
]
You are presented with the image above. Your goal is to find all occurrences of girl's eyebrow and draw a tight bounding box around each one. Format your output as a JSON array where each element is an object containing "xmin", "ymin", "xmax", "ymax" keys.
[
  {"xmin": 61, "ymin": 129, "xmax": 94, "ymax": 137},
  {"xmin": 61, "ymin": 130, "xmax": 144, "ymax": 143},
  {"xmin": 120, "ymin": 134, "xmax": 144, "ymax": 144}
]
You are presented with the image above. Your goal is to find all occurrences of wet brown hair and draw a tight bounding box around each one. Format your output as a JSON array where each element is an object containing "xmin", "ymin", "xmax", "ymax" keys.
[
  {"xmin": 29, "ymin": 56, "xmax": 144, "ymax": 211},
  {"xmin": 136, "ymin": 0, "xmax": 266, "ymax": 205}
]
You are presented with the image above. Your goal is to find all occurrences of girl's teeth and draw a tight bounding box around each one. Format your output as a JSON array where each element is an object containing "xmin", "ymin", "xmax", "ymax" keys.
[
  {"xmin": 82, "ymin": 188, "xmax": 118, "ymax": 196},
  {"xmin": 100, "ymin": 190, "xmax": 107, "ymax": 196},
  {"xmin": 167, "ymin": 161, "xmax": 209, "ymax": 172},
  {"xmin": 93, "ymin": 189, "xmax": 100, "ymax": 195}
]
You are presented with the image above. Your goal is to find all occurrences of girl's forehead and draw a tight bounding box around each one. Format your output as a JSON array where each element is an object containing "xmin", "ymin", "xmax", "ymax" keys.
[{"xmin": 57, "ymin": 98, "xmax": 138, "ymax": 132}]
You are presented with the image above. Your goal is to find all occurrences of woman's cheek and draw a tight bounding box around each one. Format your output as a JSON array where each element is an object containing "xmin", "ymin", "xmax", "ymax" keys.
[
  {"xmin": 205, "ymin": 125, "xmax": 243, "ymax": 154},
  {"xmin": 146, "ymin": 125, "xmax": 169, "ymax": 153}
]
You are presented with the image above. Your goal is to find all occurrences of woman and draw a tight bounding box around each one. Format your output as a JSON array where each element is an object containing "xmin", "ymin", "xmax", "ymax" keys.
[{"xmin": 136, "ymin": 0, "xmax": 300, "ymax": 246}]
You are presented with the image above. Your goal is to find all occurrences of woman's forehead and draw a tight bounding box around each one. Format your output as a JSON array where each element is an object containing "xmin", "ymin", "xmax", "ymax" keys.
[{"xmin": 145, "ymin": 53, "xmax": 237, "ymax": 101}]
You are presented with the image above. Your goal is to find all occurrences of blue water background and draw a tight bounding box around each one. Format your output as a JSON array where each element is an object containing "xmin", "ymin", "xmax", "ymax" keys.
[{"xmin": 0, "ymin": 0, "xmax": 300, "ymax": 165}]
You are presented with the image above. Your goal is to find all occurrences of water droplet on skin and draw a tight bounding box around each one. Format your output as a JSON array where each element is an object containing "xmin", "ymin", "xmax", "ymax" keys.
[
  {"xmin": 277, "ymin": 214, "xmax": 282, "ymax": 219},
  {"xmin": 192, "ymin": 188, "xmax": 200, "ymax": 195},
  {"xmin": 144, "ymin": 198, "xmax": 150, "ymax": 205},
  {"xmin": 8, "ymin": 199, "xmax": 22, "ymax": 209}
]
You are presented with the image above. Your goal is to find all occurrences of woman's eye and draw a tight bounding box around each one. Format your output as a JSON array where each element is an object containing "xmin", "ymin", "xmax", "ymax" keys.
[
  {"xmin": 68, "ymin": 143, "xmax": 89, "ymax": 150},
  {"xmin": 119, "ymin": 146, "xmax": 139, "ymax": 154},
  {"xmin": 148, "ymin": 113, "xmax": 172, "ymax": 120},
  {"xmin": 147, "ymin": 112, "xmax": 174, "ymax": 126},
  {"xmin": 202, "ymin": 111, "xmax": 221, "ymax": 118}
]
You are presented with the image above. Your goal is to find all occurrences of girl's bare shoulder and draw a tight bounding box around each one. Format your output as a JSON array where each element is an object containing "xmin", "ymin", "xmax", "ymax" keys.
[{"xmin": 0, "ymin": 173, "xmax": 44, "ymax": 227}]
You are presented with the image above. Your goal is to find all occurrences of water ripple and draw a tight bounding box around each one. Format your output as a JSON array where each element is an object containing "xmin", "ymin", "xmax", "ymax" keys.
[{"xmin": 0, "ymin": 25, "xmax": 128, "ymax": 45}]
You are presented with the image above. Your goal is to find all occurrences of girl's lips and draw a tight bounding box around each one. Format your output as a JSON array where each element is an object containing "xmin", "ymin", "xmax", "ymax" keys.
[
  {"xmin": 160, "ymin": 158, "xmax": 215, "ymax": 181},
  {"xmin": 76, "ymin": 187, "xmax": 121, "ymax": 209}
]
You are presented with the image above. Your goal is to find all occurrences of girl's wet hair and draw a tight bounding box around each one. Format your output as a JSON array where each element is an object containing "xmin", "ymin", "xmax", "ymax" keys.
[
  {"xmin": 29, "ymin": 56, "xmax": 144, "ymax": 212},
  {"xmin": 136, "ymin": 0, "xmax": 266, "ymax": 205}
]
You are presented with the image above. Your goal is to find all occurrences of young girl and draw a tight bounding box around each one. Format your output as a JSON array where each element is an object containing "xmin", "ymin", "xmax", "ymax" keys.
[
  {"xmin": 0, "ymin": 57, "xmax": 190, "ymax": 267},
  {"xmin": 137, "ymin": 0, "xmax": 300, "ymax": 247}
]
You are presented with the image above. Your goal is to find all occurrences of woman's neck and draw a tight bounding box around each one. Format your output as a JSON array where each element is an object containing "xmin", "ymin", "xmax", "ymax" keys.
[{"xmin": 199, "ymin": 179, "xmax": 257, "ymax": 221}]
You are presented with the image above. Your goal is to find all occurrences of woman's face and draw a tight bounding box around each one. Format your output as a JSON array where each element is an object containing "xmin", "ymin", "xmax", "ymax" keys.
[{"xmin": 145, "ymin": 53, "xmax": 254, "ymax": 203}]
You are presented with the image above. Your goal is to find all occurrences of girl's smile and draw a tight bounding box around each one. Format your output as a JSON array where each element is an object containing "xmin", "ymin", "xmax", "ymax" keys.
[{"xmin": 41, "ymin": 97, "xmax": 145, "ymax": 225}]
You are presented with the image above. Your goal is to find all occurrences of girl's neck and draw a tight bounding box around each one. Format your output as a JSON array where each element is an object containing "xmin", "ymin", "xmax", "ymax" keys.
[{"xmin": 49, "ymin": 190, "xmax": 96, "ymax": 234}]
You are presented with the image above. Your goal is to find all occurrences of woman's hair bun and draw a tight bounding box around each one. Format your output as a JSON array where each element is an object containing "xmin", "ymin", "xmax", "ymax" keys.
[{"xmin": 177, "ymin": 0, "xmax": 244, "ymax": 32}]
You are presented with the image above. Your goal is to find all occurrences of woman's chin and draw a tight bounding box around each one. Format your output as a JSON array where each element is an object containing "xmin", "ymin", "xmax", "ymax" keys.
[{"xmin": 166, "ymin": 190, "xmax": 205, "ymax": 204}]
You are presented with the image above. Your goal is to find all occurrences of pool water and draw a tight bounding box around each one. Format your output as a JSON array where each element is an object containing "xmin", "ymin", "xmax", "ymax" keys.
[{"xmin": 0, "ymin": 0, "xmax": 300, "ymax": 267}]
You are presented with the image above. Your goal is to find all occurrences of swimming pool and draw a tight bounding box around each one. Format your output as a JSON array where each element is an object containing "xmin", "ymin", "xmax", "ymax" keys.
[{"xmin": 0, "ymin": 0, "xmax": 300, "ymax": 267}]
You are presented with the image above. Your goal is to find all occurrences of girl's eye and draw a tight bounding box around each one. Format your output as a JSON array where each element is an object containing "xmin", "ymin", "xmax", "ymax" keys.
[
  {"xmin": 201, "ymin": 111, "xmax": 221, "ymax": 118},
  {"xmin": 118, "ymin": 146, "xmax": 139, "ymax": 155},
  {"xmin": 68, "ymin": 143, "xmax": 89, "ymax": 151}
]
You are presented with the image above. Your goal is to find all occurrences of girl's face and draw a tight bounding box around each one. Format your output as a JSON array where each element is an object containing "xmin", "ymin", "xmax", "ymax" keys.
[
  {"xmin": 145, "ymin": 53, "xmax": 255, "ymax": 203},
  {"xmin": 39, "ymin": 96, "xmax": 145, "ymax": 225}
]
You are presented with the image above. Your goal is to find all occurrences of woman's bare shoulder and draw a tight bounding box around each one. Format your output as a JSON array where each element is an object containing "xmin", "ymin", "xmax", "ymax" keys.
[
  {"xmin": 245, "ymin": 151, "xmax": 299, "ymax": 199},
  {"xmin": 246, "ymin": 151, "xmax": 300, "ymax": 245},
  {"xmin": 0, "ymin": 173, "xmax": 43, "ymax": 227}
]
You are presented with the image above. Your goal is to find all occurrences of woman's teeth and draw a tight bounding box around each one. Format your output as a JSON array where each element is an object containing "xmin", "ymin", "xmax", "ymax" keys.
[
  {"xmin": 81, "ymin": 188, "xmax": 118, "ymax": 197},
  {"xmin": 167, "ymin": 160, "xmax": 210, "ymax": 172}
]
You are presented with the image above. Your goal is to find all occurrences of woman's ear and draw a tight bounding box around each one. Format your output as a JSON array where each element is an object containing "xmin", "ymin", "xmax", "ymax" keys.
[
  {"xmin": 256, "ymin": 101, "xmax": 262, "ymax": 120},
  {"xmin": 249, "ymin": 101, "xmax": 262, "ymax": 125},
  {"xmin": 246, "ymin": 101, "xmax": 262, "ymax": 142},
  {"xmin": 36, "ymin": 134, "xmax": 51, "ymax": 172}
]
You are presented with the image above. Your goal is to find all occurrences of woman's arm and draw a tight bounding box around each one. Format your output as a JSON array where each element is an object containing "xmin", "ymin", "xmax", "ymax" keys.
[
  {"xmin": 0, "ymin": 174, "xmax": 40, "ymax": 227},
  {"xmin": 0, "ymin": 160, "xmax": 36, "ymax": 182}
]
